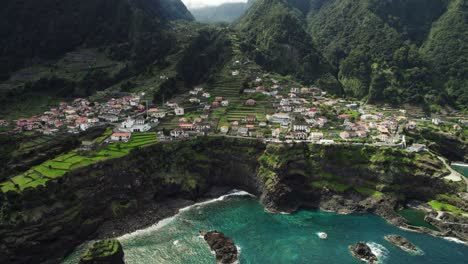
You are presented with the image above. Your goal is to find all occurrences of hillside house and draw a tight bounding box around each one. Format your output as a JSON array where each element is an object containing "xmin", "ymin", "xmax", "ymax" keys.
[
  {"xmin": 175, "ymin": 107, "xmax": 185, "ymax": 116},
  {"xmin": 220, "ymin": 126, "xmax": 229, "ymax": 133},
  {"xmin": 111, "ymin": 132, "xmax": 132, "ymax": 142},
  {"xmin": 309, "ymin": 132, "xmax": 324, "ymax": 140},
  {"xmin": 245, "ymin": 115, "xmax": 256, "ymax": 123},
  {"xmin": 340, "ymin": 131, "xmax": 351, "ymax": 140},
  {"xmin": 245, "ymin": 99, "xmax": 256, "ymax": 106}
]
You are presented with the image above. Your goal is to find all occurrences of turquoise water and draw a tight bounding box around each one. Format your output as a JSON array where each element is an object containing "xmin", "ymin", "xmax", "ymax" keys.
[
  {"xmin": 64, "ymin": 192, "xmax": 467, "ymax": 264},
  {"xmin": 452, "ymin": 163, "xmax": 468, "ymax": 177}
]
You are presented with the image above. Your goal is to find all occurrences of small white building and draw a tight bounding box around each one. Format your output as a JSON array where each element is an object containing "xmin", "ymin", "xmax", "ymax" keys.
[
  {"xmin": 111, "ymin": 132, "xmax": 132, "ymax": 142},
  {"xmin": 407, "ymin": 143, "xmax": 427, "ymax": 153},
  {"xmin": 319, "ymin": 139, "xmax": 335, "ymax": 145},
  {"xmin": 309, "ymin": 132, "xmax": 324, "ymax": 140},
  {"xmin": 293, "ymin": 124, "xmax": 310, "ymax": 132},
  {"xmin": 220, "ymin": 126, "xmax": 229, "ymax": 133},
  {"xmin": 175, "ymin": 107, "xmax": 185, "ymax": 116}
]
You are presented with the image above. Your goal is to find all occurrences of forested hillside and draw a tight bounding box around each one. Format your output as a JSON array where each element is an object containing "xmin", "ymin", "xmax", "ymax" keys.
[
  {"xmin": 237, "ymin": 0, "xmax": 342, "ymax": 95},
  {"xmin": 0, "ymin": 0, "xmax": 466, "ymax": 113},
  {"xmin": 0, "ymin": 0, "xmax": 193, "ymax": 80},
  {"xmin": 304, "ymin": 0, "xmax": 466, "ymax": 109},
  {"xmin": 421, "ymin": 0, "xmax": 468, "ymax": 110}
]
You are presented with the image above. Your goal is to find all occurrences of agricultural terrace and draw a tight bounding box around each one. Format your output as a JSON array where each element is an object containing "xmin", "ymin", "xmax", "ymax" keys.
[{"xmin": 0, "ymin": 132, "xmax": 157, "ymax": 193}]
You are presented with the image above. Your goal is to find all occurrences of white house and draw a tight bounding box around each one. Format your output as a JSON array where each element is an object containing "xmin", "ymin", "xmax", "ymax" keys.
[
  {"xmin": 309, "ymin": 132, "xmax": 324, "ymax": 140},
  {"xmin": 272, "ymin": 128, "xmax": 281, "ymax": 138},
  {"xmin": 319, "ymin": 139, "xmax": 334, "ymax": 145},
  {"xmin": 175, "ymin": 107, "xmax": 185, "ymax": 116},
  {"xmin": 221, "ymin": 100, "xmax": 229, "ymax": 107},
  {"xmin": 220, "ymin": 126, "xmax": 229, "ymax": 133},
  {"xmin": 268, "ymin": 113, "xmax": 290, "ymax": 123},
  {"xmin": 293, "ymin": 123, "xmax": 310, "ymax": 132},
  {"xmin": 111, "ymin": 132, "xmax": 132, "ymax": 142}
]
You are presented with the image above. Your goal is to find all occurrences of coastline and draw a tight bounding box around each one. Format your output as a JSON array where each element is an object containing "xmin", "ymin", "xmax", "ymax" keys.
[{"xmin": 78, "ymin": 189, "xmax": 467, "ymax": 259}]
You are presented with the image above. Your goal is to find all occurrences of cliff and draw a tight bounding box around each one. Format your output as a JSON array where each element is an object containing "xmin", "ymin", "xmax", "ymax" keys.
[{"xmin": 0, "ymin": 138, "xmax": 463, "ymax": 263}]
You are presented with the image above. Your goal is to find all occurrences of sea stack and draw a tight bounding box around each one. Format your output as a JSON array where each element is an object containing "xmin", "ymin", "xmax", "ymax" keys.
[
  {"xmin": 79, "ymin": 239, "xmax": 125, "ymax": 264},
  {"xmin": 384, "ymin": 235, "xmax": 419, "ymax": 253},
  {"xmin": 348, "ymin": 242, "xmax": 378, "ymax": 263},
  {"xmin": 200, "ymin": 230, "xmax": 238, "ymax": 264}
]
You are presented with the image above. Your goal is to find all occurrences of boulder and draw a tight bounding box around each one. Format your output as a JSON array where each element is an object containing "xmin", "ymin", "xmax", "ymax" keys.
[
  {"xmin": 200, "ymin": 230, "xmax": 238, "ymax": 264},
  {"xmin": 384, "ymin": 235, "xmax": 418, "ymax": 253},
  {"xmin": 79, "ymin": 239, "xmax": 125, "ymax": 264},
  {"xmin": 348, "ymin": 242, "xmax": 378, "ymax": 263}
]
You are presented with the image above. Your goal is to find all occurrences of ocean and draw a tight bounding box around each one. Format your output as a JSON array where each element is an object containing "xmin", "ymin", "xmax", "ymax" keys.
[
  {"xmin": 63, "ymin": 191, "xmax": 467, "ymax": 264},
  {"xmin": 452, "ymin": 163, "xmax": 468, "ymax": 178}
]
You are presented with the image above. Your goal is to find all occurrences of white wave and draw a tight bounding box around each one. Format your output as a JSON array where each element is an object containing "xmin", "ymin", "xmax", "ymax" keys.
[
  {"xmin": 118, "ymin": 215, "xmax": 176, "ymax": 241},
  {"xmin": 118, "ymin": 190, "xmax": 253, "ymax": 241},
  {"xmin": 443, "ymin": 237, "xmax": 468, "ymax": 245},
  {"xmin": 316, "ymin": 232, "xmax": 328, "ymax": 239},
  {"xmin": 451, "ymin": 162, "xmax": 468, "ymax": 167},
  {"xmin": 367, "ymin": 242, "xmax": 389, "ymax": 262},
  {"xmin": 179, "ymin": 190, "xmax": 255, "ymax": 212},
  {"xmin": 264, "ymin": 207, "xmax": 290, "ymax": 215}
]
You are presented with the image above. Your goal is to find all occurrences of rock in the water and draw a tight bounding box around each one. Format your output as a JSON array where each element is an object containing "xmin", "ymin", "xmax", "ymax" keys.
[
  {"xmin": 384, "ymin": 235, "xmax": 419, "ymax": 253},
  {"xmin": 348, "ymin": 242, "xmax": 378, "ymax": 263},
  {"xmin": 79, "ymin": 239, "xmax": 125, "ymax": 264},
  {"xmin": 200, "ymin": 230, "xmax": 238, "ymax": 264}
]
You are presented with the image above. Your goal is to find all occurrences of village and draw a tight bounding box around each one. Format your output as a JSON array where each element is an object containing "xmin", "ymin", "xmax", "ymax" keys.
[{"xmin": 1, "ymin": 72, "xmax": 466, "ymax": 155}]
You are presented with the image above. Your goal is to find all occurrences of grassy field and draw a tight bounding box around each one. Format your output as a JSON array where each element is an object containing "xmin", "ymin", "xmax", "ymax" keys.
[
  {"xmin": 428, "ymin": 200, "xmax": 466, "ymax": 214},
  {"xmin": 0, "ymin": 132, "xmax": 157, "ymax": 193}
]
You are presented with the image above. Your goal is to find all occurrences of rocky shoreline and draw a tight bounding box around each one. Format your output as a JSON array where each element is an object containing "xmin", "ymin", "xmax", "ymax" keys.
[{"xmin": 1, "ymin": 139, "xmax": 467, "ymax": 263}]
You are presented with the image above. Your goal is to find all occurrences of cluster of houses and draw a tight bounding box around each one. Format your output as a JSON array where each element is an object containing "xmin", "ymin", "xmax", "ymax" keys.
[{"xmin": 11, "ymin": 94, "xmax": 146, "ymax": 135}]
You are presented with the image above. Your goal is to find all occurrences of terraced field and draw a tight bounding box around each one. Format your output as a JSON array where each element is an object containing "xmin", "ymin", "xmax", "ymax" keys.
[{"xmin": 0, "ymin": 133, "xmax": 157, "ymax": 193}]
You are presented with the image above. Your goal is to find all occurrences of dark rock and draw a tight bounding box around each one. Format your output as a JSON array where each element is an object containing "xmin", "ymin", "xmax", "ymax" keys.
[
  {"xmin": 79, "ymin": 239, "xmax": 124, "ymax": 264},
  {"xmin": 348, "ymin": 242, "xmax": 378, "ymax": 263},
  {"xmin": 201, "ymin": 230, "xmax": 238, "ymax": 264},
  {"xmin": 384, "ymin": 235, "xmax": 418, "ymax": 253}
]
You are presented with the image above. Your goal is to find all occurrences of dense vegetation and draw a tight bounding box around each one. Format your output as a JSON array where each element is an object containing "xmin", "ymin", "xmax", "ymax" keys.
[
  {"xmin": 0, "ymin": 0, "xmax": 466, "ymax": 116},
  {"xmin": 421, "ymin": 0, "xmax": 468, "ymax": 110},
  {"xmin": 0, "ymin": 0, "xmax": 192, "ymax": 80},
  {"xmin": 237, "ymin": 0, "xmax": 342, "ymax": 95}
]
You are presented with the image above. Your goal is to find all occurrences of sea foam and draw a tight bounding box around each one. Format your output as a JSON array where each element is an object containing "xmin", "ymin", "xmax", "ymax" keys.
[
  {"xmin": 366, "ymin": 242, "xmax": 389, "ymax": 262},
  {"xmin": 443, "ymin": 237, "xmax": 468, "ymax": 245},
  {"xmin": 118, "ymin": 190, "xmax": 253, "ymax": 241}
]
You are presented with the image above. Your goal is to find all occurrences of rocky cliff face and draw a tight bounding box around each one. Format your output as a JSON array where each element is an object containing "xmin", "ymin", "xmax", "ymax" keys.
[{"xmin": 0, "ymin": 138, "xmax": 461, "ymax": 263}]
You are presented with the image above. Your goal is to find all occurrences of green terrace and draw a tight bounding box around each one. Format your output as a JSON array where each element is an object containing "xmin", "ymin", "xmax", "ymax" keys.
[{"xmin": 0, "ymin": 132, "xmax": 157, "ymax": 193}]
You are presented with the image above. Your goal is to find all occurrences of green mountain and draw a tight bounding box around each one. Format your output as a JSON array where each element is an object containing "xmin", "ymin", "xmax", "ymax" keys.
[
  {"xmin": 191, "ymin": 0, "xmax": 255, "ymax": 23},
  {"xmin": 0, "ymin": 0, "xmax": 234, "ymax": 119},
  {"xmin": 236, "ymin": 0, "xmax": 342, "ymax": 95},
  {"xmin": 421, "ymin": 0, "xmax": 468, "ymax": 110},
  {"xmin": 0, "ymin": 0, "xmax": 193, "ymax": 80}
]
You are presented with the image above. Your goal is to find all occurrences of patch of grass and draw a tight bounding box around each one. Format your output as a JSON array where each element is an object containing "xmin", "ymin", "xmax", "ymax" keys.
[
  {"xmin": 311, "ymin": 181, "xmax": 351, "ymax": 192},
  {"xmin": 354, "ymin": 187, "xmax": 384, "ymax": 198},
  {"xmin": 428, "ymin": 200, "xmax": 466, "ymax": 214}
]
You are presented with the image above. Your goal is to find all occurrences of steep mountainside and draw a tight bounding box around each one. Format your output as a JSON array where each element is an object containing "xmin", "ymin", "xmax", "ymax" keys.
[
  {"xmin": 306, "ymin": 0, "xmax": 447, "ymax": 106},
  {"xmin": 236, "ymin": 0, "xmax": 342, "ymax": 95},
  {"xmin": 421, "ymin": 0, "xmax": 468, "ymax": 110},
  {"xmin": 191, "ymin": 0, "xmax": 255, "ymax": 23},
  {"xmin": 0, "ymin": 0, "xmax": 193, "ymax": 80}
]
